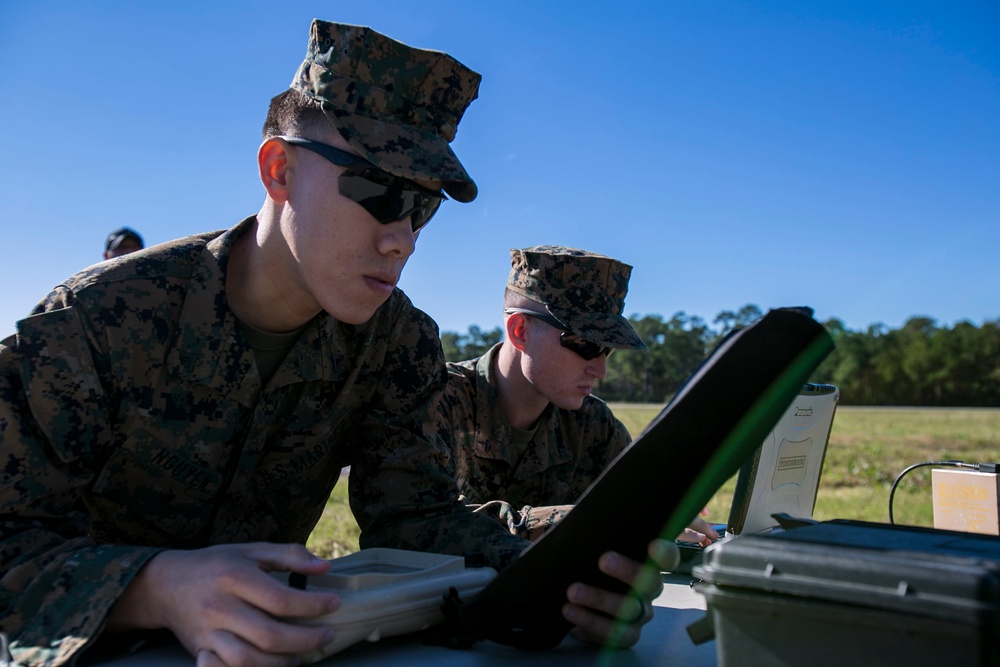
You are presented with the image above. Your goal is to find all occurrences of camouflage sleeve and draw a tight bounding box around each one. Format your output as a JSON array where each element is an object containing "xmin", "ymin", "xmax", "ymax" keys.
[
  {"xmin": 347, "ymin": 306, "xmax": 528, "ymax": 572},
  {"xmin": 471, "ymin": 501, "xmax": 575, "ymax": 542},
  {"xmin": 484, "ymin": 411, "xmax": 633, "ymax": 542},
  {"xmin": 0, "ymin": 300, "xmax": 162, "ymax": 666}
]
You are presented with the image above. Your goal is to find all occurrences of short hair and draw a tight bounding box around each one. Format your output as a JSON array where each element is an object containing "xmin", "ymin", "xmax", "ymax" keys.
[
  {"xmin": 262, "ymin": 89, "xmax": 331, "ymax": 139},
  {"xmin": 504, "ymin": 287, "xmax": 539, "ymax": 310}
]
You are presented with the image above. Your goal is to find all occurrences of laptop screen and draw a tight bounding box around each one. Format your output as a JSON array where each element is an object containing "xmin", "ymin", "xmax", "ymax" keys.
[{"xmin": 726, "ymin": 383, "xmax": 840, "ymax": 536}]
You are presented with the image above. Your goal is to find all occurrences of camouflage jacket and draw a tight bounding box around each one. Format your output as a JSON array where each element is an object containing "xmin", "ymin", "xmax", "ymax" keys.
[
  {"xmin": 0, "ymin": 218, "xmax": 526, "ymax": 666},
  {"xmin": 440, "ymin": 344, "xmax": 631, "ymax": 540}
]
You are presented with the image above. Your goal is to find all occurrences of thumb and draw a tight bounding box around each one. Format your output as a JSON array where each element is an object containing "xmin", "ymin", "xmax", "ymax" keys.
[{"xmin": 649, "ymin": 538, "xmax": 680, "ymax": 573}]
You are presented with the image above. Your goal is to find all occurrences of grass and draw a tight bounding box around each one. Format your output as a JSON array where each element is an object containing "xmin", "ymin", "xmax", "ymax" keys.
[
  {"xmin": 306, "ymin": 406, "xmax": 1000, "ymax": 558},
  {"xmin": 611, "ymin": 404, "xmax": 1000, "ymax": 528},
  {"xmin": 305, "ymin": 476, "xmax": 360, "ymax": 559},
  {"xmin": 812, "ymin": 407, "xmax": 999, "ymax": 526}
]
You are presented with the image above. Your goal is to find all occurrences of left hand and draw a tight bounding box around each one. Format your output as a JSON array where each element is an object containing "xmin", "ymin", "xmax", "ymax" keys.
[{"xmin": 561, "ymin": 539, "xmax": 678, "ymax": 648}]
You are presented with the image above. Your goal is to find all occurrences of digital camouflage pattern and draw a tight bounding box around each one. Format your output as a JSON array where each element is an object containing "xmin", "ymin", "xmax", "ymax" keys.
[
  {"xmin": 471, "ymin": 501, "xmax": 575, "ymax": 543},
  {"xmin": 507, "ymin": 246, "xmax": 647, "ymax": 351},
  {"xmin": 439, "ymin": 344, "xmax": 632, "ymax": 541},
  {"xmin": 0, "ymin": 219, "xmax": 526, "ymax": 667},
  {"xmin": 291, "ymin": 19, "xmax": 482, "ymax": 202}
]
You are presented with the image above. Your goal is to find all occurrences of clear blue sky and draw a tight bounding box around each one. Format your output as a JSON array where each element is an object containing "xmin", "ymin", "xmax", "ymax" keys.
[{"xmin": 2, "ymin": 1, "xmax": 997, "ymax": 338}]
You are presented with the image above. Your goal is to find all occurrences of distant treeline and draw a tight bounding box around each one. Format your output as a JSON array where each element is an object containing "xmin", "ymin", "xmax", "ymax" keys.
[{"xmin": 441, "ymin": 305, "xmax": 1000, "ymax": 406}]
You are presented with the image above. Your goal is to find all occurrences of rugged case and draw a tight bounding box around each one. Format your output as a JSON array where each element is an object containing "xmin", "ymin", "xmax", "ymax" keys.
[
  {"xmin": 284, "ymin": 548, "xmax": 497, "ymax": 662},
  {"xmin": 692, "ymin": 520, "xmax": 1000, "ymax": 666}
]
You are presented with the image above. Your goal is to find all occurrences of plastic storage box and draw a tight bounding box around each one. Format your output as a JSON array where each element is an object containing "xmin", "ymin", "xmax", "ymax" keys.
[
  {"xmin": 691, "ymin": 520, "xmax": 1000, "ymax": 667},
  {"xmin": 281, "ymin": 548, "xmax": 497, "ymax": 662}
]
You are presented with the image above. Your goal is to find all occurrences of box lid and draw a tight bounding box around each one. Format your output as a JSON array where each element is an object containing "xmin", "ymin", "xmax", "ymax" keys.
[{"xmin": 694, "ymin": 520, "xmax": 1000, "ymax": 624}]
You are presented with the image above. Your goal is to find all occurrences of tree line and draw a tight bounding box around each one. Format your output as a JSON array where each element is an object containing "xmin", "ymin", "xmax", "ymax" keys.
[{"xmin": 441, "ymin": 305, "xmax": 1000, "ymax": 406}]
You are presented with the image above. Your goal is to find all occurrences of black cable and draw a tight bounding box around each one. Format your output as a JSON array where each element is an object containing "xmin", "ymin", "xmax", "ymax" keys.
[{"xmin": 888, "ymin": 460, "xmax": 974, "ymax": 525}]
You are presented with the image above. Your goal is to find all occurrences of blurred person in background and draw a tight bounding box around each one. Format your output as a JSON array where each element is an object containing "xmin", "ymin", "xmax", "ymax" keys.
[{"xmin": 103, "ymin": 226, "xmax": 144, "ymax": 259}]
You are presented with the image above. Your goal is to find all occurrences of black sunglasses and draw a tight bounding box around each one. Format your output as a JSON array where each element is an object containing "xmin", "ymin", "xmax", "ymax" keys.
[
  {"xmin": 503, "ymin": 308, "xmax": 615, "ymax": 361},
  {"xmin": 278, "ymin": 136, "xmax": 447, "ymax": 232}
]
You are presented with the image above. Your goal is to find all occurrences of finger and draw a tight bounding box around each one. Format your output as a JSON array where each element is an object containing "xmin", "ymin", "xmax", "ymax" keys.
[
  {"xmin": 564, "ymin": 560, "xmax": 655, "ymax": 649},
  {"xmin": 567, "ymin": 579, "xmax": 616, "ymax": 617},
  {"xmin": 207, "ymin": 597, "xmax": 336, "ymax": 657},
  {"xmin": 687, "ymin": 517, "xmax": 719, "ymax": 541},
  {"xmin": 195, "ymin": 649, "xmax": 224, "ymax": 667},
  {"xmin": 598, "ymin": 551, "xmax": 663, "ymax": 600},
  {"xmin": 635, "ymin": 597, "xmax": 654, "ymax": 624},
  {"xmin": 649, "ymin": 538, "xmax": 681, "ymax": 573},
  {"xmin": 619, "ymin": 594, "xmax": 647, "ymax": 624},
  {"xmin": 563, "ymin": 603, "xmax": 642, "ymax": 648},
  {"xmin": 216, "ymin": 550, "xmax": 340, "ymax": 620},
  {"xmin": 207, "ymin": 628, "xmax": 306, "ymax": 667},
  {"xmin": 238, "ymin": 571, "xmax": 341, "ymax": 620},
  {"xmin": 246, "ymin": 543, "xmax": 333, "ymax": 576},
  {"xmin": 566, "ymin": 579, "xmax": 632, "ymax": 623},
  {"xmin": 677, "ymin": 528, "xmax": 706, "ymax": 543}
]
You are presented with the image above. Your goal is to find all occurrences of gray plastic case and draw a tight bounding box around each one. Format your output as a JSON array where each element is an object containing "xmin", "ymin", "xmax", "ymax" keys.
[
  {"xmin": 283, "ymin": 548, "xmax": 497, "ymax": 662},
  {"xmin": 691, "ymin": 520, "xmax": 1000, "ymax": 666}
]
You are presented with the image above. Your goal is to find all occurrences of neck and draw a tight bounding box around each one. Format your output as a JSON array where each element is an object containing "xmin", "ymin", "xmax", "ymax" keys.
[
  {"xmin": 226, "ymin": 207, "xmax": 322, "ymax": 333},
  {"xmin": 494, "ymin": 343, "xmax": 550, "ymax": 430}
]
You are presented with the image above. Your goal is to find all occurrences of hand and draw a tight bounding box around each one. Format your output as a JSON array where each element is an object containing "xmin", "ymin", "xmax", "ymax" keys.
[
  {"xmin": 561, "ymin": 539, "xmax": 677, "ymax": 648},
  {"xmin": 677, "ymin": 516, "xmax": 720, "ymax": 547},
  {"xmin": 107, "ymin": 542, "xmax": 340, "ymax": 666}
]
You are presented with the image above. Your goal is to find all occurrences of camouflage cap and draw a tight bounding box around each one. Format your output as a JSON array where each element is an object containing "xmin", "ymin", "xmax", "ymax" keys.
[
  {"xmin": 291, "ymin": 20, "xmax": 482, "ymax": 202},
  {"xmin": 507, "ymin": 246, "xmax": 646, "ymax": 351}
]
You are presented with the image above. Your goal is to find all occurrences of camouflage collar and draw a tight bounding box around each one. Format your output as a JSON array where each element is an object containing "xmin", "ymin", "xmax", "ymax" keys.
[
  {"xmin": 470, "ymin": 344, "xmax": 574, "ymax": 474},
  {"xmin": 168, "ymin": 217, "xmax": 350, "ymax": 395}
]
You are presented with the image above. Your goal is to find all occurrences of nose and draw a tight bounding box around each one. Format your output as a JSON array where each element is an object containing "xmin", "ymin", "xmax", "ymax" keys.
[
  {"xmin": 377, "ymin": 218, "xmax": 417, "ymax": 258},
  {"xmin": 586, "ymin": 353, "xmax": 608, "ymax": 380}
]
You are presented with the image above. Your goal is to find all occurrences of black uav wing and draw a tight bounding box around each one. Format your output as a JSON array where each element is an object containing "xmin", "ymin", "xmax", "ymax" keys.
[{"xmin": 459, "ymin": 307, "xmax": 834, "ymax": 650}]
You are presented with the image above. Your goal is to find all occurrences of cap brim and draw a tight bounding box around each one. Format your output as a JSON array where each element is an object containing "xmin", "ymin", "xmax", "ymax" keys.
[
  {"xmin": 548, "ymin": 307, "xmax": 647, "ymax": 351},
  {"xmin": 107, "ymin": 234, "xmax": 140, "ymax": 251},
  {"xmin": 325, "ymin": 106, "xmax": 477, "ymax": 202}
]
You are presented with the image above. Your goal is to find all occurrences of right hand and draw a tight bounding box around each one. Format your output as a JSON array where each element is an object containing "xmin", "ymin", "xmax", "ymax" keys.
[
  {"xmin": 676, "ymin": 516, "xmax": 719, "ymax": 546},
  {"xmin": 107, "ymin": 542, "xmax": 340, "ymax": 666},
  {"xmin": 562, "ymin": 539, "xmax": 674, "ymax": 648}
]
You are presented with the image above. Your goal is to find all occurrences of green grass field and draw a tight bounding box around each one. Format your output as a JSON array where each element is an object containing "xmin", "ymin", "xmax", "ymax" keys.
[{"xmin": 306, "ymin": 406, "xmax": 1000, "ymax": 559}]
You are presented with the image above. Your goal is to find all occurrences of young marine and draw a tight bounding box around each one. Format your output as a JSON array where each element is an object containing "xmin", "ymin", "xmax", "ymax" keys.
[
  {"xmin": 441, "ymin": 246, "xmax": 718, "ymax": 542},
  {"xmin": 0, "ymin": 21, "xmax": 667, "ymax": 667}
]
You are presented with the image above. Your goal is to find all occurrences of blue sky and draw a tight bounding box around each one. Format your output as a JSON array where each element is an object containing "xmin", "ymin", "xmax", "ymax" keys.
[{"xmin": 2, "ymin": 1, "xmax": 997, "ymax": 338}]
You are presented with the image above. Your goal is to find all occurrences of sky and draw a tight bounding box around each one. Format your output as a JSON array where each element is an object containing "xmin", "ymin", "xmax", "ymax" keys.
[{"xmin": 2, "ymin": 1, "xmax": 998, "ymax": 338}]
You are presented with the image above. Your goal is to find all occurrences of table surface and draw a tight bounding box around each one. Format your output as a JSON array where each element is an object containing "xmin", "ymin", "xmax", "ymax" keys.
[{"xmin": 99, "ymin": 573, "xmax": 718, "ymax": 666}]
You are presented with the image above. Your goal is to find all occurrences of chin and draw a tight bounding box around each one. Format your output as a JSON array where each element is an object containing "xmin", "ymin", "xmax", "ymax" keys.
[
  {"xmin": 324, "ymin": 304, "xmax": 379, "ymax": 325},
  {"xmin": 554, "ymin": 396, "xmax": 587, "ymax": 411}
]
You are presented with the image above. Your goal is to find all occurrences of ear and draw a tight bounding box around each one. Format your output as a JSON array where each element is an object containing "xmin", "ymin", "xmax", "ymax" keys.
[
  {"xmin": 258, "ymin": 138, "xmax": 291, "ymax": 204},
  {"xmin": 506, "ymin": 313, "xmax": 529, "ymax": 352}
]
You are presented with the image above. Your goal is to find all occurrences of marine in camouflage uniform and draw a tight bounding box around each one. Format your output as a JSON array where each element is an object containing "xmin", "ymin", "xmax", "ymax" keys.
[
  {"xmin": 439, "ymin": 247, "xmax": 647, "ymax": 541},
  {"xmin": 0, "ymin": 21, "xmax": 526, "ymax": 666}
]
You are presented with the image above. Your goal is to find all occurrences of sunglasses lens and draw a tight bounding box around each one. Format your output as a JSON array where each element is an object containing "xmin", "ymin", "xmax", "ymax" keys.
[
  {"xmin": 560, "ymin": 333, "xmax": 612, "ymax": 360},
  {"xmin": 339, "ymin": 171, "xmax": 444, "ymax": 231},
  {"xmin": 410, "ymin": 195, "xmax": 443, "ymax": 232}
]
